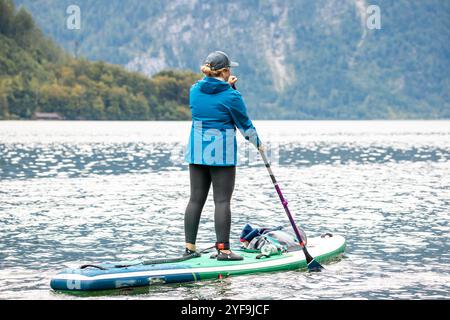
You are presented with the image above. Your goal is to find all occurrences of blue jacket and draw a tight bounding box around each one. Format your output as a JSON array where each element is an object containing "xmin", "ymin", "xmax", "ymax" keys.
[{"xmin": 185, "ymin": 77, "xmax": 261, "ymax": 166}]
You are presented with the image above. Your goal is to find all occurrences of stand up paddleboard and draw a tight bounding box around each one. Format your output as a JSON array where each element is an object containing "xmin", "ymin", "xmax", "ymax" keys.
[{"xmin": 50, "ymin": 234, "xmax": 345, "ymax": 292}]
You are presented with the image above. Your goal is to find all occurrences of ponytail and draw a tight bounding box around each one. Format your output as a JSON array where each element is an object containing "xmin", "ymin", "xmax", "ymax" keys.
[{"xmin": 200, "ymin": 64, "xmax": 229, "ymax": 78}]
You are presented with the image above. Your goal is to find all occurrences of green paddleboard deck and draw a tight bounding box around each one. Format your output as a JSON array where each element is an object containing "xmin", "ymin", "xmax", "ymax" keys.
[{"xmin": 50, "ymin": 234, "xmax": 346, "ymax": 293}]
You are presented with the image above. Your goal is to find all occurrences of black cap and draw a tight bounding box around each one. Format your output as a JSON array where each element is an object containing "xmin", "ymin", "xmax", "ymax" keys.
[{"xmin": 203, "ymin": 51, "xmax": 239, "ymax": 70}]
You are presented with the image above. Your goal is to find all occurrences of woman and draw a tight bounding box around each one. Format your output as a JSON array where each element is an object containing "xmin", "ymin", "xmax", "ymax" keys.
[{"xmin": 184, "ymin": 51, "xmax": 263, "ymax": 261}]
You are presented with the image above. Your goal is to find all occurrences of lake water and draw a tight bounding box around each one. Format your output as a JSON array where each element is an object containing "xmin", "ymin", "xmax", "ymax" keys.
[{"xmin": 0, "ymin": 120, "xmax": 449, "ymax": 299}]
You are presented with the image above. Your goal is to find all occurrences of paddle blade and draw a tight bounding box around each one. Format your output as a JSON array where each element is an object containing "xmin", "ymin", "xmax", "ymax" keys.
[
  {"xmin": 303, "ymin": 246, "xmax": 324, "ymax": 272},
  {"xmin": 307, "ymin": 259, "xmax": 324, "ymax": 272}
]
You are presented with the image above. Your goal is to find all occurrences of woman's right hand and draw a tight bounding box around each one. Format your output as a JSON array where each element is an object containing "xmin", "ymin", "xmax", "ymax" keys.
[
  {"xmin": 258, "ymin": 144, "xmax": 265, "ymax": 153},
  {"xmin": 228, "ymin": 76, "xmax": 238, "ymax": 86}
]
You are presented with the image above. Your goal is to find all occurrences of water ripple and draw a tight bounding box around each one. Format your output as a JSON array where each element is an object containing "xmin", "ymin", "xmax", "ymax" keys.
[{"xmin": 0, "ymin": 121, "xmax": 449, "ymax": 299}]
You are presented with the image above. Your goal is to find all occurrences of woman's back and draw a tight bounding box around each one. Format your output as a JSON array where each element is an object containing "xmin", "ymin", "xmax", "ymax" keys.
[
  {"xmin": 189, "ymin": 77, "xmax": 236, "ymax": 130},
  {"xmin": 186, "ymin": 76, "xmax": 260, "ymax": 166}
]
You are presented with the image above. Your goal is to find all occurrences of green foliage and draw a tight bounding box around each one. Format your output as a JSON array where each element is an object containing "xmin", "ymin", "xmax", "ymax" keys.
[
  {"xmin": 0, "ymin": 0, "xmax": 201, "ymax": 120},
  {"xmin": 14, "ymin": 0, "xmax": 449, "ymax": 119},
  {"xmin": 0, "ymin": 0, "xmax": 15, "ymax": 35}
]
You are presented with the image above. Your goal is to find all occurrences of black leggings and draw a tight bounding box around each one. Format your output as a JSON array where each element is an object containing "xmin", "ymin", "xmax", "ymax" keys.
[{"xmin": 184, "ymin": 164, "xmax": 236, "ymax": 245}]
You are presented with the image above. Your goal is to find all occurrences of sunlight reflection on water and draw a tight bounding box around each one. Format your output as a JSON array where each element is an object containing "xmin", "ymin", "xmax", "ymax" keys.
[{"xmin": 0, "ymin": 121, "xmax": 449, "ymax": 299}]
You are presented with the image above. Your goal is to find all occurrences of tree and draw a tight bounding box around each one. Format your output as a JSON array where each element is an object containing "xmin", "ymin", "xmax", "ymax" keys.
[
  {"xmin": 13, "ymin": 7, "xmax": 35, "ymax": 36},
  {"xmin": 0, "ymin": 0, "xmax": 14, "ymax": 35},
  {"xmin": 0, "ymin": 96, "xmax": 9, "ymax": 118}
]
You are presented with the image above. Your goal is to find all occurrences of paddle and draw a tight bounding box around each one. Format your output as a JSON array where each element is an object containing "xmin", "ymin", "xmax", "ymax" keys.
[{"xmin": 259, "ymin": 149, "xmax": 324, "ymax": 271}]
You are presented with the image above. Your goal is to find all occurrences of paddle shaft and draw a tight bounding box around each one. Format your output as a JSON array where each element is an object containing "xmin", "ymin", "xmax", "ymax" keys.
[{"xmin": 259, "ymin": 150, "xmax": 315, "ymax": 263}]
